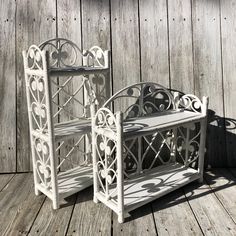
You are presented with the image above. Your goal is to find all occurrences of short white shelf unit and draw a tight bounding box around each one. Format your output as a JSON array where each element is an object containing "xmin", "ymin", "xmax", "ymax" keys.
[
  {"xmin": 92, "ymin": 82, "xmax": 208, "ymax": 223},
  {"xmin": 23, "ymin": 38, "xmax": 109, "ymax": 209}
]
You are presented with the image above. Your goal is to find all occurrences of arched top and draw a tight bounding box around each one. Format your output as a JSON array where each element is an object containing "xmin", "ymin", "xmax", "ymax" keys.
[
  {"xmin": 24, "ymin": 45, "xmax": 46, "ymax": 71},
  {"xmin": 103, "ymin": 82, "xmax": 176, "ymax": 119},
  {"xmin": 39, "ymin": 38, "xmax": 83, "ymax": 68},
  {"xmin": 39, "ymin": 37, "xmax": 109, "ymax": 69}
]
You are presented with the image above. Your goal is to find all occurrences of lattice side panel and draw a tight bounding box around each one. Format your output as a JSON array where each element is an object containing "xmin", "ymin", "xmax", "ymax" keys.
[
  {"xmin": 141, "ymin": 130, "xmax": 173, "ymax": 171},
  {"xmin": 176, "ymin": 122, "xmax": 201, "ymax": 169},
  {"xmin": 55, "ymin": 76, "xmax": 88, "ymax": 170},
  {"xmin": 55, "ymin": 134, "xmax": 90, "ymax": 171},
  {"xmin": 123, "ymin": 138, "xmax": 139, "ymax": 177}
]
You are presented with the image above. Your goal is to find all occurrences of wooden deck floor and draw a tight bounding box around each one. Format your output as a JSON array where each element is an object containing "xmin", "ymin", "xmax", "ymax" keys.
[{"xmin": 1, "ymin": 169, "xmax": 236, "ymax": 236}]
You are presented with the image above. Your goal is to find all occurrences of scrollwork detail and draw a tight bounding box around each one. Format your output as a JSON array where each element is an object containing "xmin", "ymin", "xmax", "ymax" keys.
[
  {"xmin": 95, "ymin": 108, "xmax": 118, "ymax": 131},
  {"xmin": 179, "ymin": 94, "xmax": 203, "ymax": 113},
  {"xmin": 34, "ymin": 138, "xmax": 52, "ymax": 190}
]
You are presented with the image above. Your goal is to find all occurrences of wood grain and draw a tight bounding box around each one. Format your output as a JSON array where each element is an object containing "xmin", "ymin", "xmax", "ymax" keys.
[
  {"xmin": 139, "ymin": 0, "xmax": 169, "ymax": 87},
  {"xmin": 28, "ymin": 195, "xmax": 76, "ymax": 236},
  {"xmin": 16, "ymin": 0, "xmax": 57, "ymax": 171},
  {"xmin": 184, "ymin": 180, "xmax": 236, "ymax": 235},
  {"xmin": 152, "ymin": 189, "xmax": 203, "ymax": 236},
  {"xmin": 0, "ymin": 0, "xmax": 16, "ymax": 172},
  {"xmin": 57, "ymin": 0, "xmax": 83, "ymax": 170},
  {"xmin": 82, "ymin": 0, "xmax": 111, "ymax": 107},
  {"xmin": 0, "ymin": 174, "xmax": 14, "ymax": 191},
  {"xmin": 192, "ymin": 0, "xmax": 226, "ymax": 167},
  {"xmin": 113, "ymin": 204, "xmax": 157, "ymax": 236},
  {"xmin": 111, "ymin": 0, "xmax": 140, "ymax": 92},
  {"xmin": 66, "ymin": 187, "xmax": 112, "ymax": 236},
  {"xmin": 168, "ymin": 0, "xmax": 194, "ymax": 93},
  {"xmin": 205, "ymin": 169, "xmax": 236, "ymax": 223},
  {"xmin": 0, "ymin": 174, "xmax": 45, "ymax": 236},
  {"xmin": 220, "ymin": 0, "xmax": 236, "ymax": 166}
]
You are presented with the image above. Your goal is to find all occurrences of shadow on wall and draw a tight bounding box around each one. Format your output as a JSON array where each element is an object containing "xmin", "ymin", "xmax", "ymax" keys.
[
  {"xmin": 207, "ymin": 109, "xmax": 236, "ymax": 167},
  {"xmin": 170, "ymin": 89, "xmax": 231, "ymax": 168}
]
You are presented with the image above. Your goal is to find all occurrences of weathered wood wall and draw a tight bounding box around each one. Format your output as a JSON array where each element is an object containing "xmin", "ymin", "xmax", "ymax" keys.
[{"xmin": 0, "ymin": 0, "xmax": 235, "ymax": 172}]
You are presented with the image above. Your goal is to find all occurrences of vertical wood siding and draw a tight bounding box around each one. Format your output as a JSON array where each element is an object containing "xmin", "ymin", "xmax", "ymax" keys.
[{"xmin": 0, "ymin": 0, "xmax": 235, "ymax": 171}]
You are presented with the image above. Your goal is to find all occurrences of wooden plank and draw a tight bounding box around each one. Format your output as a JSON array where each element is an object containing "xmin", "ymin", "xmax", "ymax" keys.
[
  {"xmin": 66, "ymin": 187, "xmax": 112, "ymax": 235},
  {"xmin": 111, "ymin": 0, "xmax": 140, "ymax": 92},
  {"xmin": 57, "ymin": 0, "xmax": 86, "ymax": 170},
  {"xmin": 205, "ymin": 169, "xmax": 236, "ymax": 223},
  {"xmin": 0, "ymin": 0, "xmax": 16, "ymax": 172},
  {"xmin": 184, "ymin": 180, "xmax": 236, "ymax": 235},
  {"xmin": 0, "ymin": 174, "xmax": 45, "ymax": 236},
  {"xmin": 16, "ymin": 0, "xmax": 57, "ymax": 171},
  {"xmin": 0, "ymin": 174, "xmax": 14, "ymax": 191},
  {"xmin": 28, "ymin": 195, "xmax": 76, "ymax": 236},
  {"xmin": 168, "ymin": 0, "xmax": 194, "ymax": 93},
  {"xmin": 220, "ymin": 1, "xmax": 236, "ymax": 166},
  {"xmin": 152, "ymin": 189, "xmax": 203, "ymax": 236},
  {"xmin": 139, "ymin": 0, "xmax": 169, "ymax": 87},
  {"xmin": 192, "ymin": 0, "xmax": 225, "ymax": 167},
  {"xmin": 82, "ymin": 0, "xmax": 110, "ymax": 51},
  {"xmin": 113, "ymin": 204, "xmax": 157, "ymax": 236},
  {"xmin": 82, "ymin": 0, "xmax": 111, "ymax": 106}
]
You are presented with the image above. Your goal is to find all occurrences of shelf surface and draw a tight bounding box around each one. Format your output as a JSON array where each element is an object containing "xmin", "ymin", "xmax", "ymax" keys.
[
  {"xmin": 120, "ymin": 163, "xmax": 199, "ymax": 212},
  {"xmin": 123, "ymin": 110, "xmax": 205, "ymax": 138},
  {"xmin": 49, "ymin": 66, "xmax": 109, "ymax": 76},
  {"xmin": 54, "ymin": 119, "xmax": 91, "ymax": 141},
  {"xmin": 58, "ymin": 165, "xmax": 93, "ymax": 198}
]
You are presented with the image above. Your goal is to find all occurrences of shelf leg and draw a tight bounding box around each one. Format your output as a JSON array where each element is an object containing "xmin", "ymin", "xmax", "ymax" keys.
[
  {"xmin": 198, "ymin": 119, "xmax": 207, "ymax": 183},
  {"xmin": 118, "ymin": 212, "xmax": 124, "ymax": 224},
  {"xmin": 52, "ymin": 199, "xmax": 59, "ymax": 210}
]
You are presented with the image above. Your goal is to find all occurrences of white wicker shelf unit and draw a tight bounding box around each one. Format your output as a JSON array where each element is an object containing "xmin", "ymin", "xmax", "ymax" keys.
[
  {"xmin": 23, "ymin": 38, "xmax": 109, "ymax": 209},
  {"xmin": 91, "ymin": 82, "xmax": 208, "ymax": 223}
]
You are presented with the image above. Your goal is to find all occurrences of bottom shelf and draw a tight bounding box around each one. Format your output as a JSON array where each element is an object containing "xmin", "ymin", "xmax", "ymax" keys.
[
  {"xmin": 123, "ymin": 163, "xmax": 200, "ymax": 212},
  {"xmin": 58, "ymin": 165, "xmax": 93, "ymax": 198}
]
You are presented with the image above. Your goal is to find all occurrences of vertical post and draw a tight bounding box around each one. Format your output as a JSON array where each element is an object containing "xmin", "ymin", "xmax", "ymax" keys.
[
  {"xmin": 173, "ymin": 91, "xmax": 180, "ymax": 110},
  {"xmin": 116, "ymin": 112, "xmax": 124, "ymax": 223},
  {"xmin": 22, "ymin": 51, "xmax": 40, "ymax": 196},
  {"xmin": 138, "ymin": 136, "xmax": 142, "ymax": 173},
  {"xmin": 83, "ymin": 51, "xmax": 93, "ymax": 164},
  {"xmin": 185, "ymin": 128, "xmax": 190, "ymax": 166},
  {"xmin": 198, "ymin": 96, "xmax": 209, "ymax": 183},
  {"xmin": 44, "ymin": 51, "xmax": 59, "ymax": 209},
  {"xmin": 91, "ymin": 104, "xmax": 99, "ymax": 203},
  {"xmin": 170, "ymin": 128, "xmax": 177, "ymax": 163}
]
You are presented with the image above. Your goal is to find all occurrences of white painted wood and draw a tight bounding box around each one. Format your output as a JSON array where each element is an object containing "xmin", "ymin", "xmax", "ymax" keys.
[
  {"xmin": 122, "ymin": 110, "xmax": 205, "ymax": 138},
  {"xmin": 122, "ymin": 163, "xmax": 199, "ymax": 212},
  {"xmin": 49, "ymin": 67, "xmax": 109, "ymax": 77},
  {"xmin": 58, "ymin": 165, "xmax": 93, "ymax": 197},
  {"xmin": 53, "ymin": 119, "xmax": 91, "ymax": 141}
]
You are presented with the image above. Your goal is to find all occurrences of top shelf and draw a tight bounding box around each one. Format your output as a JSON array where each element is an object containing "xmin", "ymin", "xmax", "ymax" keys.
[{"xmin": 49, "ymin": 66, "xmax": 109, "ymax": 77}]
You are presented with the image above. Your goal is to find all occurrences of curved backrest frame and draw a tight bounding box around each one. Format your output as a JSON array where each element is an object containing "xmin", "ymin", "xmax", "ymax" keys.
[{"xmin": 103, "ymin": 82, "xmax": 176, "ymax": 119}]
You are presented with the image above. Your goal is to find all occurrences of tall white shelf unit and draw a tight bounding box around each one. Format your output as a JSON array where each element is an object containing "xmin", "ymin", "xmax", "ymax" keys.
[
  {"xmin": 91, "ymin": 82, "xmax": 208, "ymax": 223},
  {"xmin": 23, "ymin": 38, "xmax": 109, "ymax": 209}
]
